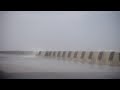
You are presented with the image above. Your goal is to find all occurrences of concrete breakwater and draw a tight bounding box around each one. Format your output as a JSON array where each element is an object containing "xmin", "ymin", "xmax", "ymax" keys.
[{"xmin": 0, "ymin": 51, "xmax": 120, "ymax": 66}]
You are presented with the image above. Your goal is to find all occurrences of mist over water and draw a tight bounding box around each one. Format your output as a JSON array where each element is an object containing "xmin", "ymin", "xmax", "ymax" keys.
[
  {"xmin": 0, "ymin": 56, "xmax": 120, "ymax": 79},
  {"xmin": 0, "ymin": 11, "xmax": 120, "ymax": 79}
]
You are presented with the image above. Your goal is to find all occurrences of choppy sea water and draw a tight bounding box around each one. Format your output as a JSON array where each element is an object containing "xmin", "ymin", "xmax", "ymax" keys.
[{"xmin": 0, "ymin": 54, "xmax": 120, "ymax": 79}]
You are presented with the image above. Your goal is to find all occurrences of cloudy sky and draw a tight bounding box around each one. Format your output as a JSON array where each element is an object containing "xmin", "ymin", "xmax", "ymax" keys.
[{"xmin": 0, "ymin": 11, "xmax": 120, "ymax": 51}]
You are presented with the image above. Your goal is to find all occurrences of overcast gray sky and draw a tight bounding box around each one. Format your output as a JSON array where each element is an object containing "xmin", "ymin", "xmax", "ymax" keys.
[{"xmin": 0, "ymin": 11, "xmax": 120, "ymax": 51}]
